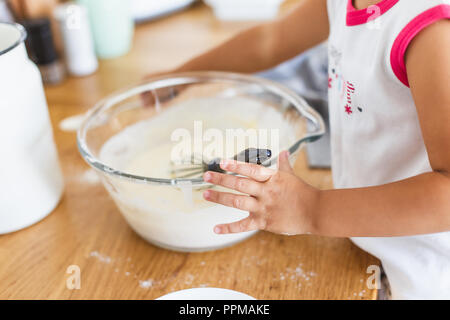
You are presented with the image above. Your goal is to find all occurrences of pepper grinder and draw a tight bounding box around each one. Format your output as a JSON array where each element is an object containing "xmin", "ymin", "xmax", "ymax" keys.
[{"xmin": 22, "ymin": 17, "xmax": 65, "ymax": 85}]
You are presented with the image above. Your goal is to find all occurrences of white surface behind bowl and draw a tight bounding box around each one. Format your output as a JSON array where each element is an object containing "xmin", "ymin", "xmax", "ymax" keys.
[
  {"xmin": 205, "ymin": 0, "xmax": 284, "ymax": 21},
  {"xmin": 131, "ymin": 0, "xmax": 195, "ymax": 22}
]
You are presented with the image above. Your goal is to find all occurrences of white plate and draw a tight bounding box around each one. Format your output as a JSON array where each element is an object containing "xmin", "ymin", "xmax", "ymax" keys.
[{"xmin": 156, "ymin": 288, "xmax": 256, "ymax": 300}]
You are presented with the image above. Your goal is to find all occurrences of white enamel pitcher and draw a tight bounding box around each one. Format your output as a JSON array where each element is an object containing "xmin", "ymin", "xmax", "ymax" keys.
[{"xmin": 0, "ymin": 22, "xmax": 64, "ymax": 234}]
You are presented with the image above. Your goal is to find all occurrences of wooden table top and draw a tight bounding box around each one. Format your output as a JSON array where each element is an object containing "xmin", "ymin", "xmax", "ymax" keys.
[{"xmin": 0, "ymin": 1, "xmax": 379, "ymax": 300}]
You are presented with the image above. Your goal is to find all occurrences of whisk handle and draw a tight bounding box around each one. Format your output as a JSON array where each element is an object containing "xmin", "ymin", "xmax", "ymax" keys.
[
  {"xmin": 207, "ymin": 148, "xmax": 272, "ymax": 173},
  {"xmin": 207, "ymin": 158, "xmax": 225, "ymax": 173},
  {"xmin": 233, "ymin": 148, "xmax": 272, "ymax": 165}
]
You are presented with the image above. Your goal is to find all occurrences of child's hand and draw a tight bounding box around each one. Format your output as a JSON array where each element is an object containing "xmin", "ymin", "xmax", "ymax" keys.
[
  {"xmin": 141, "ymin": 71, "xmax": 183, "ymax": 107},
  {"xmin": 202, "ymin": 151, "xmax": 319, "ymax": 235}
]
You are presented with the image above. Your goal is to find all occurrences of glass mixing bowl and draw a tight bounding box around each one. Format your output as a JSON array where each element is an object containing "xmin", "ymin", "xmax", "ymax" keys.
[{"xmin": 77, "ymin": 72, "xmax": 325, "ymax": 252}]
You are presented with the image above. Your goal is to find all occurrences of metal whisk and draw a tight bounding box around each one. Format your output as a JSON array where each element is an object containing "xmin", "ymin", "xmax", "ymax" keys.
[{"xmin": 170, "ymin": 148, "xmax": 272, "ymax": 179}]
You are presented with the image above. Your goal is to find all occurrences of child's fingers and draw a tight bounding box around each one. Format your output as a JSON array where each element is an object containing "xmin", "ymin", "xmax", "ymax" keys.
[
  {"xmin": 219, "ymin": 160, "xmax": 274, "ymax": 182},
  {"xmin": 203, "ymin": 171, "xmax": 261, "ymax": 196},
  {"xmin": 140, "ymin": 87, "xmax": 175, "ymax": 108},
  {"xmin": 140, "ymin": 78, "xmax": 189, "ymax": 107},
  {"xmin": 277, "ymin": 150, "xmax": 293, "ymax": 173},
  {"xmin": 214, "ymin": 217, "xmax": 261, "ymax": 234},
  {"xmin": 203, "ymin": 190, "xmax": 259, "ymax": 212}
]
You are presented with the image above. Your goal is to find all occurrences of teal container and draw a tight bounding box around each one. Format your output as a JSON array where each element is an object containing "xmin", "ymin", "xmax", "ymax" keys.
[{"xmin": 77, "ymin": 0, "xmax": 134, "ymax": 59}]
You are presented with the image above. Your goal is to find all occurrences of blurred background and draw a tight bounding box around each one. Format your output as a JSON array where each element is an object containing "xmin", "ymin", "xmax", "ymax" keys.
[
  {"xmin": 0, "ymin": 1, "xmax": 382, "ymax": 300},
  {"xmin": 0, "ymin": 0, "xmax": 330, "ymax": 166}
]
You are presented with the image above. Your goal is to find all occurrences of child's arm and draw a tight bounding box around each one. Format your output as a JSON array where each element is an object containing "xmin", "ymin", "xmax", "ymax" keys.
[
  {"xmin": 203, "ymin": 20, "xmax": 450, "ymax": 237},
  {"xmin": 314, "ymin": 20, "xmax": 450, "ymax": 237},
  {"xmin": 173, "ymin": 0, "xmax": 329, "ymax": 74}
]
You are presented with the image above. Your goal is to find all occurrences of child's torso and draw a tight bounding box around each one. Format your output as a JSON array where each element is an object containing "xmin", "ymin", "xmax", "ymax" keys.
[
  {"xmin": 326, "ymin": 0, "xmax": 450, "ymax": 299},
  {"xmin": 326, "ymin": 0, "xmax": 443, "ymax": 188}
]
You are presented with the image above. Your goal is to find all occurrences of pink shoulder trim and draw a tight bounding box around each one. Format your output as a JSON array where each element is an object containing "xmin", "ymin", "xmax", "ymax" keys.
[{"xmin": 390, "ymin": 5, "xmax": 450, "ymax": 87}]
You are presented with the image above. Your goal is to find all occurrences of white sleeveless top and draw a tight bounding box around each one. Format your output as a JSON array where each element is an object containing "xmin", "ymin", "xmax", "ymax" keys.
[{"xmin": 326, "ymin": 0, "xmax": 450, "ymax": 299}]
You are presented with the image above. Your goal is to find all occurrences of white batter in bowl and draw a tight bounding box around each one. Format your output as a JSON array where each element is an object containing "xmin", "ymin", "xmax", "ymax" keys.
[{"xmin": 77, "ymin": 72, "xmax": 324, "ymax": 252}]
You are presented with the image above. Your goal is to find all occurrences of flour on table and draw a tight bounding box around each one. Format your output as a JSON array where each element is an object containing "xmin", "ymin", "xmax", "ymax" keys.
[
  {"xmin": 139, "ymin": 279, "xmax": 154, "ymax": 289},
  {"xmin": 59, "ymin": 113, "xmax": 86, "ymax": 132},
  {"xmin": 79, "ymin": 169, "xmax": 100, "ymax": 185},
  {"xmin": 89, "ymin": 251, "xmax": 112, "ymax": 264}
]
